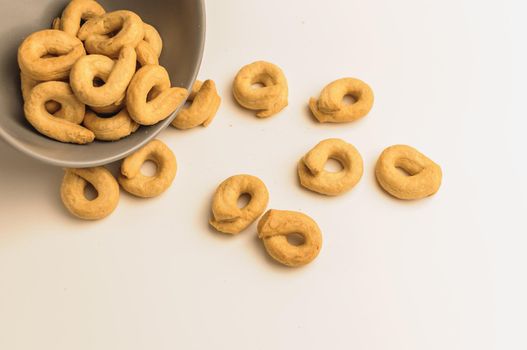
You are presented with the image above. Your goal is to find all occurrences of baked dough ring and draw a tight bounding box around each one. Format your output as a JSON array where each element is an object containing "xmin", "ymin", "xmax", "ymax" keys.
[
  {"xmin": 375, "ymin": 145, "xmax": 442, "ymax": 200},
  {"xmin": 60, "ymin": 167, "xmax": 119, "ymax": 220},
  {"xmin": 126, "ymin": 65, "xmax": 188, "ymax": 125},
  {"xmin": 83, "ymin": 109, "xmax": 139, "ymax": 141},
  {"xmin": 118, "ymin": 139, "xmax": 177, "ymax": 198},
  {"xmin": 309, "ymin": 78, "xmax": 374, "ymax": 123},
  {"xmin": 17, "ymin": 29, "xmax": 86, "ymax": 81},
  {"xmin": 136, "ymin": 24, "xmax": 162, "ymax": 66},
  {"xmin": 258, "ymin": 209, "xmax": 322, "ymax": 267},
  {"xmin": 233, "ymin": 61, "xmax": 288, "ymax": 118},
  {"xmin": 70, "ymin": 46, "xmax": 136, "ymax": 106},
  {"xmin": 59, "ymin": 0, "xmax": 106, "ymax": 37},
  {"xmin": 20, "ymin": 72, "xmax": 61, "ymax": 115},
  {"xmin": 209, "ymin": 174, "xmax": 269, "ymax": 234},
  {"xmin": 171, "ymin": 80, "xmax": 221, "ymax": 129},
  {"xmin": 298, "ymin": 138, "xmax": 363, "ymax": 196},
  {"xmin": 23, "ymin": 81, "xmax": 94, "ymax": 144},
  {"xmin": 78, "ymin": 10, "xmax": 144, "ymax": 57}
]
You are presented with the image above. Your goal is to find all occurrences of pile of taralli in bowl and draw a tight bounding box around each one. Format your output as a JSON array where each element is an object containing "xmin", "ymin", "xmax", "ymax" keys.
[{"xmin": 16, "ymin": 0, "xmax": 442, "ymax": 268}]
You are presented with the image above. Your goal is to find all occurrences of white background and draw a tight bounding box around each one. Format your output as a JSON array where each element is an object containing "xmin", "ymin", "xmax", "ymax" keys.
[{"xmin": 1, "ymin": 0, "xmax": 526, "ymax": 349}]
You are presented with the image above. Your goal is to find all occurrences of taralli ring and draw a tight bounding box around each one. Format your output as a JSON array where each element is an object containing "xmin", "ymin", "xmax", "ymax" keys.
[
  {"xmin": 59, "ymin": 0, "xmax": 106, "ymax": 37},
  {"xmin": 69, "ymin": 46, "xmax": 136, "ymax": 106},
  {"xmin": 126, "ymin": 64, "xmax": 188, "ymax": 125},
  {"xmin": 78, "ymin": 10, "xmax": 144, "ymax": 57},
  {"xmin": 209, "ymin": 174, "xmax": 269, "ymax": 234},
  {"xmin": 60, "ymin": 166, "xmax": 119, "ymax": 220},
  {"xmin": 233, "ymin": 60, "xmax": 288, "ymax": 118},
  {"xmin": 23, "ymin": 81, "xmax": 94, "ymax": 144},
  {"xmin": 20, "ymin": 72, "xmax": 61, "ymax": 116},
  {"xmin": 258, "ymin": 209, "xmax": 322, "ymax": 267},
  {"xmin": 298, "ymin": 138, "xmax": 363, "ymax": 196},
  {"xmin": 375, "ymin": 145, "xmax": 442, "ymax": 200},
  {"xmin": 17, "ymin": 29, "xmax": 86, "ymax": 81},
  {"xmin": 171, "ymin": 80, "xmax": 221, "ymax": 130},
  {"xmin": 83, "ymin": 108, "xmax": 139, "ymax": 141},
  {"xmin": 118, "ymin": 139, "xmax": 177, "ymax": 198},
  {"xmin": 309, "ymin": 78, "xmax": 374, "ymax": 123}
]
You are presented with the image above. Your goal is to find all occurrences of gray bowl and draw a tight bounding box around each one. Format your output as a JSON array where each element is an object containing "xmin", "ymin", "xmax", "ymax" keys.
[{"xmin": 0, "ymin": 0, "xmax": 205, "ymax": 167}]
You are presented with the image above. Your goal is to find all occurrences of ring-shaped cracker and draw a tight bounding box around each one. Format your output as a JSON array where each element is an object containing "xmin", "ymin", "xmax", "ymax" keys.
[
  {"xmin": 375, "ymin": 145, "xmax": 442, "ymax": 200},
  {"xmin": 298, "ymin": 138, "xmax": 363, "ymax": 196},
  {"xmin": 60, "ymin": 166, "xmax": 119, "ymax": 220},
  {"xmin": 20, "ymin": 72, "xmax": 62, "ymax": 116},
  {"xmin": 309, "ymin": 78, "xmax": 374, "ymax": 123},
  {"xmin": 118, "ymin": 139, "xmax": 177, "ymax": 198},
  {"xmin": 171, "ymin": 80, "xmax": 221, "ymax": 130},
  {"xmin": 126, "ymin": 64, "xmax": 188, "ymax": 125},
  {"xmin": 23, "ymin": 81, "xmax": 94, "ymax": 144},
  {"xmin": 233, "ymin": 61, "xmax": 288, "ymax": 118},
  {"xmin": 78, "ymin": 10, "xmax": 144, "ymax": 57},
  {"xmin": 70, "ymin": 46, "xmax": 136, "ymax": 107},
  {"xmin": 59, "ymin": 0, "xmax": 106, "ymax": 37},
  {"xmin": 209, "ymin": 174, "xmax": 269, "ymax": 234},
  {"xmin": 17, "ymin": 29, "xmax": 86, "ymax": 81},
  {"xmin": 258, "ymin": 209, "xmax": 322, "ymax": 267},
  {"xmin": 83, "ymin": 109, "xmax": 139, "ymax": 141}
]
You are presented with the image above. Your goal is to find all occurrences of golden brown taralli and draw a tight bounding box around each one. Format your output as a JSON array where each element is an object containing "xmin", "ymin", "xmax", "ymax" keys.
[
  {"xmin": 298, "ymin": 138, "xmax": 363, "ymax": 196},
  {"xmin": 233, "ymin": 61, "xmax": 288, "ymax": 118},
  {"xmin": 209, "ymin": 174, "xmax": 269, "ymax": 234},
  {"xmin": 258, "ymin": 209, "xmax": 322, "ymax": 267},
  {"xmin": 60, "ymin": 166, "xmax": 119, "ymax": 220},
  {"xmin": 17, "ymin": 29, "xmax": 86, "ymax": 81},
  {"xmin": 309, "ymin": 78, "xmax": 374, "ymax": 123},
  {"xmin": 171, "ymin": 80, "xmax": 221, "ymax": 130},
  {"xmin": 375, "ymin": 145, "xmax": 442, "ymax": 200},
  {"xmin": 20, "ymin": 72, "xmax": 61, "ymax": 115},
  {"xmin": 118, "ymin": 139, "xmax": 177, "ymax": 198},
  {"xmin": 59, "ymin": 0, "xmax": 106, "ymax": 37},
  {"xmin": 83, "ymin": 108, "xmax": 139, "ymax": 141}
]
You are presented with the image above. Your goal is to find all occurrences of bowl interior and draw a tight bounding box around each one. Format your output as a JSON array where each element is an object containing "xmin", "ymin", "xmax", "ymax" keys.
[{"xmin": 0, "ymin": 0, "xmax": 205, "ymax": 167}]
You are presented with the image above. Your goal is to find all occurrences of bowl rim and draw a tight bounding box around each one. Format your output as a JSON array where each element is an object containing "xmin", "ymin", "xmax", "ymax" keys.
[{"xmin": 0, "ymin": 0, "xmax": 206, "ymax": 168}]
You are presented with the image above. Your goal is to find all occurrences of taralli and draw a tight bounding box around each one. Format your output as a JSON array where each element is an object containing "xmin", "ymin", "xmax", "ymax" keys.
[
  {"xmin": 257, "ymin": 209, "xmax": 322, "ymax": 267},
  {"xmin": 233, "ymin": 60, "xmax": 288, "ymax": 118},
  {"xmin": 118, "ymin": 139, "xmax": 177, "ymax": 198},
  {"xmin": 69, "ymin": 46, "xmax": 136, "ymax": 106},
  {"xmin": 298, "ymin": 138, "xmax": 363, "ymax": 196},
  {"xmin": 309, "ymin": 78, "xmax": 374, "ymax": 123},
  {"xmin": 23, "ymin": 81, "xmax": 94, "ymax": 144},
  {"xmin": 171, "ymin": 80, "xmax": 221, "ymax": 130},
  {"xmin": 136, "ymin": 23, "xmax": 162, "ymax": 66},
  {"xmin": 78, "ymin": 10, "xmax": 144, "ymax": 57},
  {"xmin": 60, "ymin": 167, "xmax": 119, "ymax": 220},
  {"xmin": 375, "ymin": 145, "xmax": 442, "ymax": 200},
  {"xmin": 17, "ymin": 29, "xmax": 86, "ymax": 81},
  {"xmin": 20, "ymin": 72, "xmax": 61, "ymax": 115},
  {"xmin": 83, "ymin": 109, "xmax": 139, "ymax": 141},
  {"xmin": 126, "ymin": 64, "xmax": 188, "ymax": 125},
  {"xmin": 59, "ymin": 0, "xmax": 106, "ymax": 37},
  {"xmin": 209, "ymin": 174, "xmax": 269, "ymax": 234}
]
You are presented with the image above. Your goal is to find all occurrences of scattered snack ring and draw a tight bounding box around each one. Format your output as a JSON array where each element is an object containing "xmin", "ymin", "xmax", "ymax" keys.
[
  {"xmin": 118, "ymin": 139, "xmax": 177, "ymax": 198},
  {"xmin": 23, "ymin": 81, "xmax": 94, "ymax": 144},
  {"xmin": 83, "ymin": 109, "xmax": 139, "ymax": 141},
  {"xmin": 309, "ymin": 77, "xmax": 374, "ymax": 123},
  {"xmin": 375, "ymin": 145, "xmax": 442, "ymax": 200},
  {"xmin": 69, "ymin": 46, "xmax": 136, "ymax": 106},
  {"xmin": 60, "ymin": 166, "xmax": 119, "ymax": 220},
  {"xmin": 209, "ymin": 174, "xmax": 269, "ymax": 234},
  {"xmin": 257, "ymin": 209, "xmax": 322, "ymax": 267},
  {"xmin": 171, "ymin": 80, "xmax": 221, "ymax": 130},
  {"xmin": 17, "ymin": 29, "xmax": 86, "ymax": 81},
  {"xmin": 59, "ymin": 0, "xmax": 106, "ymax": 37},
  {"xmin": 298, "ymin": 138, "xmax": 363, "ymax": 196},
  {"xmin": 126, "ymin": 64, "xmax": 188, "ymax": 125},
  {"xmin": 78, "ymin": 10, "xmax": 145, "ymax": 57},
  {"xmin": 233, "ymin": 60, "xmax": 288, "ymax": 118}
]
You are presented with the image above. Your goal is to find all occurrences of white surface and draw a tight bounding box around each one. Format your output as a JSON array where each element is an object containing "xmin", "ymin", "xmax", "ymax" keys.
[{"xmin": 1, "ymin": 0, "xmax": 526, "ymax": 349}]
